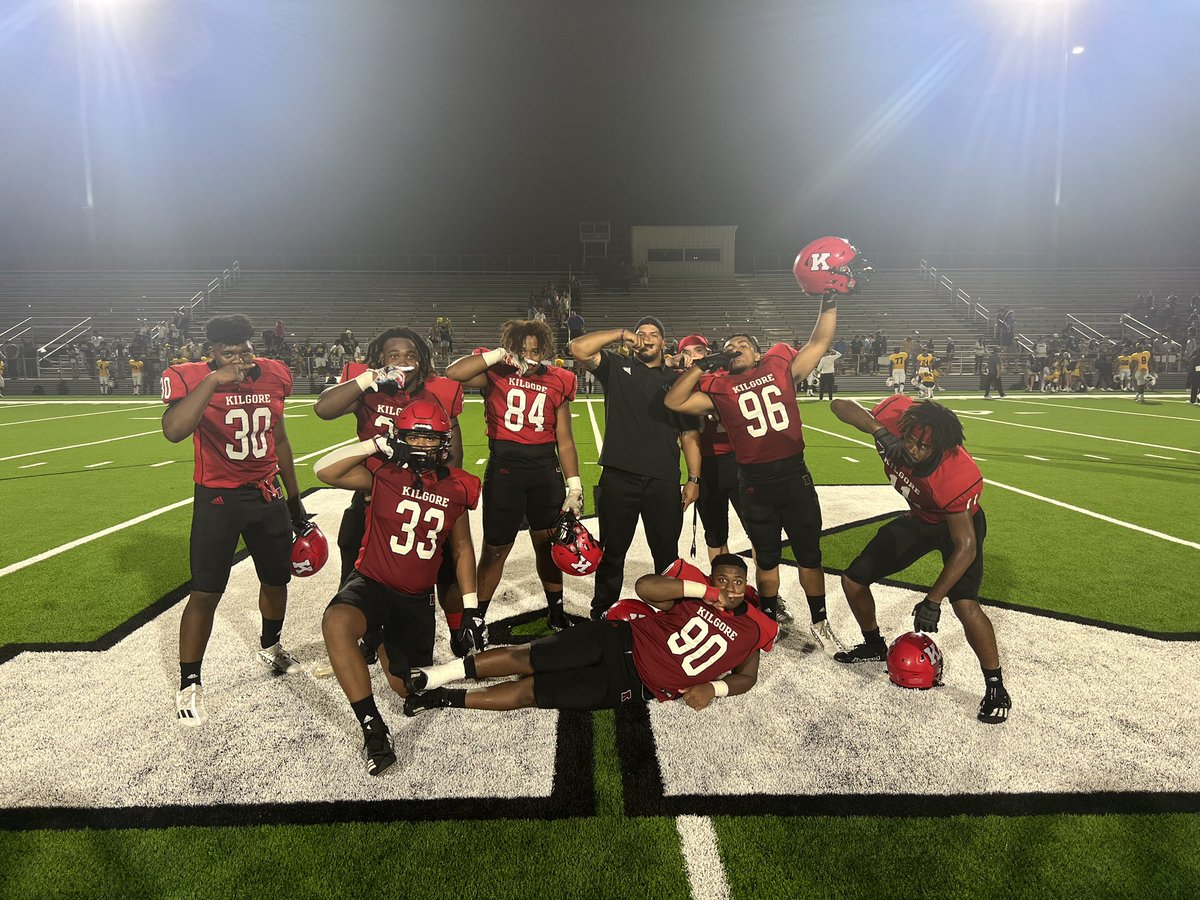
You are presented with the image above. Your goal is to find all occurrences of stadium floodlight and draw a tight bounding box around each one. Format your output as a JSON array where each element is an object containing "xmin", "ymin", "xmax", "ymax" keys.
[{"xmin": 1071, "ymin": 45, "xmax": 1086, "ymax": 54}]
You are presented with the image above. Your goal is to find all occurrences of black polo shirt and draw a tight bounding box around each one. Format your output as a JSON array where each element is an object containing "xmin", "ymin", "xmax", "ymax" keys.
[{"xmin": 594, "ymin": 350, "xmax": 697, "ymax": 481}]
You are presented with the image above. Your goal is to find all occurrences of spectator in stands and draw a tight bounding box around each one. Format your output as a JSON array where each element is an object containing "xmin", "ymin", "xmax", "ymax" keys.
[
  {"xmin": 0, "ymin": 357, "xmax": 5, "ymax": 396},
  {"xmin": 1187, "ymin": 343, "xmax": 1200, "ymax": 406},
  {"xmin": 983, "ymin": 346, "xmax": 1005, "ymax": 399},
  {"xmin": 998, "ymin": 308, "xmax": 1015, "ymax": 348},
  {"xmin": 816, "ymin": 347, "xmax": 841, "ymax": 400},
  {"xmin": 439, "ymin": 316, "xmax": 455, "ymax": 357},
  {"xmin": 566, "ymin": 309, "xmax": 586, "ymax": 342},
  {"xmin": 638, "ymin": 262, "xmax": 649, "ymax": 289},
  {"xmin": 274, "ymin": 318, "xmax": 285, "ymax": 350},
  {"xmin": 327, "ymin": 341, "xmax": 346, "ymax": 375},
  {"xmin": 945, "ymin": 336, "xmax": 956, "ymax": 374},
  {"xmin": 974, "ymin": 337, "xmax": 987, "ymax": 376},
  {"xmin": 1023, "ymin": 355, "xmax": 1039, "ymax": 392}
]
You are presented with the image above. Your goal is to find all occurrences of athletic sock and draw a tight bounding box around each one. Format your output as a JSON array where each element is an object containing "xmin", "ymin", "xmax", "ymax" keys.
[
  {"xmin": 862, "ymin": 627, "xmax": 884, "ymax": 646},
  {"xmin": 982, "ymin": 666, "xmax": 1004, "ymax": 686},
  {"xmin": 445, "ymin": 612, "xmax": 462, "ymax": 631},
  {"xmin": 545, "ymin": 590, "xmax": 564, "ymax": 609},
  {"xmin": 478, "ymin": 600, "xmax": 491, "ymax": 619},
  {"xmin": 806, "ymin": 593, "xmax": 827, "ymax": 624},
  {"xmin": 446, "ymin": 688, "xmax": 468, "ymax": 708},
  {"xmin": 758, "ymin": 594, "xmax": 780, "ymax": 619},
  {"xmin": 260, "ymin": 617, "xmax": 284, "ymax": 649},
  {"xmin": 180, "ymin": 661, "xmax": 202, "ymax": 691},
  {"xmin": 350, "ymin": 695, "xmax": 387, "ymax": 735}
]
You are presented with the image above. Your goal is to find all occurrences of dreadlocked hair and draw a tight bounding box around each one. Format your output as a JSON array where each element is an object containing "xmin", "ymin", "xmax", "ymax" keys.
[
  {"xmin": 899, "ymin": 400, "xmax": 965, "ymax": 453},
  {"xmin": 499, "ymin": 319, "xmax": 555, "ymax": 358},
  {"xmin": 366, "ymin": 327, "xmax": 432, "ymax": 378},
  {"xmin": 205, "ymin": 314, "xmax": 254, "ymax": 347}
]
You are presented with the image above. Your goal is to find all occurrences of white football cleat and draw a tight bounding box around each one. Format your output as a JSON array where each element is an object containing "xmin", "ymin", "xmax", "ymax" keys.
[
  {"xmin": 256, "ymin": 642, "xmax": 302, "ymax": 675},
  {"xmin": 809, "ymin": 619, "xmax": 847, "ymax": 658},
  {"xmin": 176, "ymin": 684, "xmax": 208, "ymax": 727}
]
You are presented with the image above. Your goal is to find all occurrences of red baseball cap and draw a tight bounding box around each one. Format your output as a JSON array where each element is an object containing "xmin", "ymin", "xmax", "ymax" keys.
[{"xmin": 677, "ymin": 334, "xmax": 709, "ymax": 353}]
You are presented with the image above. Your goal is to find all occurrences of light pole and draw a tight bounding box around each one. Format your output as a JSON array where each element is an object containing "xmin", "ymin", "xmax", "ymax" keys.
[
  {"xmin": 1050, "ymin": 0, "xmax": 1085, "ymax": 257},
  {"xmin": 73, "ymin": 0, "xmax": 97, "ymax": 261}
]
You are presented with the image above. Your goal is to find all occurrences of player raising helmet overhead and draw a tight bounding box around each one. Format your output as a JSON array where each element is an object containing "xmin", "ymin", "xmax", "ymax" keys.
[
  {"xmin": 444, "ymin": 318, "xmax": 582, "ymax": 633},
  {"xmin": 664, "ymin": 293, "xmax": 845, "ymax": 656},
  {"xmin": 313, "ymin": 396, "xmax": 481, "ymax": 776},
  {"xmin": 828, "ymin": 395, "xmax": 1010, "ymax": 724},
  {"xmin": 160, "ymin": 314, "xmax": 309, "ymax": 728},
  {"xmin": 313, "ymin": 327, "xmax": 471, "ymax": 655}
]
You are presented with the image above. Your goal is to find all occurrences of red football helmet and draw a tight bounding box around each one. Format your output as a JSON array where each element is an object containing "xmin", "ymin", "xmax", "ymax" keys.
[
  {"xmin": 290, "ymin": 522, "xmax": 329, "ymax": 578},
  {"xmin": 887, "ymin": 632, "xmax": 945, "ymax": 689},
  {"xmin": 394, "ymin": 397, "xmax": 453, "ymax": 469},
  {"xmin": 603, "ymin": 598, "xmax": 659, "ymax": 621},
  {"xmin": 550, "ymin": 511, "xmax": 603, "ymax": 576},
  {"xmin": 793, "ymin": 236, "xmax": 871, "ymax": 296}
]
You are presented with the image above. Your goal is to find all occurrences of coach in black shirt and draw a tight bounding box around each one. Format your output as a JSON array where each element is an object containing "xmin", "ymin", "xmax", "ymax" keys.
[{"xmin": 570, "ymin": 317, "xmax": 701, "ymax": 618}]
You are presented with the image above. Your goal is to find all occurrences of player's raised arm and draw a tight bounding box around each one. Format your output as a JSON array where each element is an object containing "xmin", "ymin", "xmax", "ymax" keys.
[
  {"xmin": 568, "ymin": 327, "xmax": 629, "ymax": 371},
  {"xmin": 830, "ymin": 397, "xmax": 909, "ymax": 466},
  {"xmin": 789, "ymin": 294, "xmax": 838, "ymax": 382},
  {"xmin": 161, "ymin": 362, "xmax": 252, "ymax": 442},
  {"xmin": 313, "ymin": 367, "xmax": 377, "ymax": 419},
  {"xmin": 444, "ymin": 349, "xmax": 503, "ymax": 388},
  {"xmin": 313, "ymin": 439, "xmax": 388, "ymax": 491},
  {"xmin": 664, "ymin": 364, "xmax": 716, "ymax": 416}
]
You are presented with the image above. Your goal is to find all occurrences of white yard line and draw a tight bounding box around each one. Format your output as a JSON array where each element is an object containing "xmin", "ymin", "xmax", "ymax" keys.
[
  {"xmin": 841, "ymin": 456, "xmax": 859, "ymax": 463},
  {"xmin": 150, "ymin": 460, "xmax": 176, "ymax": 468},
  {"xmin": 84, "ymin": 460, "xmax": 113, "ymax": 469},
  {"xmin": 1084, "ymin": 454, "xmax": 1111, "ymax": 461},
  {"xmin": 0, "ymin": 404, "xmax": 145, "ymax": 427},
  {"xmin": 1024, "ymin": 455, "xmax": 1049, "ymax": 461},
  {"xmin": 676, "ymin": 816, "xmax": 731, "ymax": 900},
  {"xmin": 17, "ymin": 462, "xmax": 46, "ymax": 469},
  {"xmin": 585, "ymin": 397, "xmax": 605, "ymax": 451},
  {"xmin": 0, "ymin": 430, "xmax": 162, "ymax": 462},
  {"xmin": 803, "ymin": 424, "xmax": 1200, "ymax": 550},
  {"xmin": 951, "ymin": 416, "xmax": 1200, "ymax": 456},
  {"xmin": 999, "ymin": 395, "xmax": 1200, "ymax": 422},
  {"xmin": 1144, "ymin": 453, "xmax": 1176, "ymax": 460}
]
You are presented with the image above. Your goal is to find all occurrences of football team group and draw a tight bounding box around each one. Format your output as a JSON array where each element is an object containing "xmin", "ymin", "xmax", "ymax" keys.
[{"xmin": 162, "ymin": 238, "xmax": 1011, "ymax": 776}]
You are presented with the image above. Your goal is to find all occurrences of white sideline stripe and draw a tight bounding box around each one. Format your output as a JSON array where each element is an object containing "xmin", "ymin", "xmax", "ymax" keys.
[
  {"xmin": 803, "ymin": 424, "xmax": 1200, "ymax": 550},
  {"xmin": 84, "ymin": 460, "xmax": 112, "ymax": 469},
  {"xmin": 1024, "ymin": 455, "xmax": 1049, "ymax": 461},
  {"xmin": 475, "ymin": 458, "xmax": 487, "ymax": 465},
  {"xmin": 1145, "ymin": 453, "xmax": 1176, "ymax": 460},
  {"xmin": 1084, "ymin": 454, "xmax": 1111, "ymax": 461},
  {"xmin": 957, "ymin": 416, "xmax": 1200, "ymax": 456},
  {"xmin": 1000, "ymin": 396, "xmax": 1200, "ymax": 422},
  {"xmin": 0, "ymin": 430, "xmax": 161, "ymax": 462},
  {"xmin": 150, "ymin": 460, "xmax": 175, "ymax": 467},
  {"xmin": 17, "ymin": 462, "xmax": 46, "ymax": 469},
  {"xmin": 0, "ymin": 498, "xmax": 194, "ymax": 579},
  {"xmin": 1013, "ymin": 412, "xmax": 1046, "ymax": 415},
  {"xmin": 586, "ymin": 396, "xmax": 604, "ymax": 451},
  {"xmin": 0, "ymin": 405, "xmax": 145, "ymax": 427},
  {"xmin": 676, "ymin": 816, "xmax": 731, "ymax": 900},
  {"xmin": 841, "ymin": 456, "xmax": 859, "ymax": 463},
  {"xmin": 0, "ymin": 437, "xmax": 361, "ymax": 580},
  {"xmin": 294, "ymin": 438, "xmax": 359, "ymax": 463}
]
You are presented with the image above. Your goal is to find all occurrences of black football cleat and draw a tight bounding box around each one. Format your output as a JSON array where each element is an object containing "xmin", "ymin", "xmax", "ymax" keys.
[
  {"xmin": 978, "ymin": 683, "xmax": 1012, "ymax": 724},
  {"xmin": 362, "ymin": 730, "xmax": 396, "ymax": 777},
  {"xmin": 547, "ymin": 602, "xmax": 568, "ymax": 632},
  {"xmin": 833, "ymin": 640, "xmax": 888, "ymax": 664},
  {"xmin": 404, "ymin": 687, "xmax": 452, "ymax": 717}
]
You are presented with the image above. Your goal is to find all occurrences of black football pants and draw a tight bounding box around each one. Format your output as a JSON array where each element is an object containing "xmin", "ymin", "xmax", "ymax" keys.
[{"xmin": 592, "ymin": 467, "xmax": 683, "ymax": 616}]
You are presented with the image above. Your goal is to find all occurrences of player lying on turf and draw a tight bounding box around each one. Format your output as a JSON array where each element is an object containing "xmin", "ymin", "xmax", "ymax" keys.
[
  {"xmin": 313, "ymin": 398, "xmax": 482, "ymax": 776},
  {"xmin": 402, "ymin": 554, "xmax": 776, "ymax": 715},
  {"xmin": 828, "ymin": 395, "xmax": 1011, "ymax": 724}
]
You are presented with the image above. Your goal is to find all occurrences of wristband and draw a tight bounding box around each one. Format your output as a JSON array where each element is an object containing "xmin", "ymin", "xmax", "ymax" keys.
[
  {"xmin": 353, "ymin": 369, "xmax": 376, "ymax": 392},
  {"xmin": 461, "ymin": 591, "xmax": 479, "ymax": 609},
  {"xmin": 566, "ymin": 476, "xmax": 582, "ymax": 492},
  {"xmin": 481, "ymin": 348, "xmax": 507, "ymax": 367},
  {"xmin": 709, "ymin": 680, "xmax": 729, "ymax": 698},
  {"xmin": 687, "ymin": 475, "xmax": 701, "ymax": 484},
  {"xmin": 620, "ymin": 328, "xmax": 627, "ymax": 343},
  {"xmin": 682, "ymin": 581, "xmax": 722, "ymax": 602}
]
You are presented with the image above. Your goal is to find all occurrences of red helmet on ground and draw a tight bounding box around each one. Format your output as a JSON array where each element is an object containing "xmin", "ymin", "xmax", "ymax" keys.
[
  {"xmin": 550, "ymin": 511, "xmax": 603, "ymax": 576},
  {"xmin": 793, "ymin": 236, "xmax": 871, "ymax": 296},
  {"xmin": 887, "ymin": 632, "xmax": 945, "ymax": 689},
  {"xmin": 290, "ymin": 522, "xmax": 329, "ymax": 578},
  {"xmin": 603, "ymin": 598, "xmax": 659, "ymax": 622},
  {"xmin": 394, "ymin": 397, "xmax": 453, "ymax": 469}
]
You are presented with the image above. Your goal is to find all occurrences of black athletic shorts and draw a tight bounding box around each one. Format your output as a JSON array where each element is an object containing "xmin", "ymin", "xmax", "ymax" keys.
[
  {"xmin": 698, "ymin": 452, "xmax": 743, "ymax": 549},
  {"xmin": 737, "ymin": 456, "xmax": 823, "ymax": 570},
  {"xmin": 844, "ymin": 508, "xmax": 987, "ymax": 601},
  {"xmin": 190, "ymin": 482, "xmax": 292, "ymax": 593},
  {"xmin": 482, "ymin": 443, "xmax": 565, "ymax": 546},
  {"xmin": 530, "ymin": 620, "xmax": 648, "ymax": 711},
  {"xmin": 327, "ymin": 571, "xmax": 437, "ymax": 673}
]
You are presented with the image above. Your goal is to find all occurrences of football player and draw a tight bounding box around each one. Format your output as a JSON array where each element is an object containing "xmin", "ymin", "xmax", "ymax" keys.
[
  {"xmin": 888, "ymin": 347, "xmax": 908, "ymax": 394},
  {"xmin": 314, "ymin": 399, "xmax": 480, "ymax": 776},
  {"xmin": 663, "ymin": 294, "xmax": 845, "ymax": 655},
  {"xmin": 1115, "ymin": 350, "xmax": 1132, "ymax": 391},
  {"xmin": 1132, "ymin": 343, "xmax": 1153, "ymax": 402},
  {"xmin": 828, "ymin": 395, "xmax": 1010, "ymax": 724},
  {"xmin": 161, "ymin": 314, "xmax": 309, "ymax": 727},
  {"xmin": 443, "ymin": 319, "xmax": 581, "ymax": 632},
  {"xmin": 96, "ymin": 356, "xmax": 112, "ymax": 395},
  {"xmin": 129, "ymin": 356, "xmax": 145, "ymax": 395},
  {"xmin": 402, "ymin": 554, "xmax": 774, "ymax": 715},
  {"xmin": 313, "ymin": 327, "xmax": 469, "ymax": 653}
]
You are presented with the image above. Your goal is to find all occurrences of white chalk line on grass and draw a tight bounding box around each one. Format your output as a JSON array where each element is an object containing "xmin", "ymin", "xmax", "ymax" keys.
[
  {"xmin": 0, "ymin": 430, "xmax": 162, "ymax": 462},
  {"xmin": 676, "ymin": 816, "xmax": 731, "ymax": 900},
  {"xmin": 954, "ymin": 415, "xmax": 1200, "ymax": 456},
  {"xmin": 585, "ymin": 396, "xmax": 605, "ymax": 451},
  {"xmin": 0, "ymin": 404, "xmax": 146, "ymax": 428},
  {"xmin": 999, "ymin": 395, "xmax": 1200, "ymax": 423},
  {"xmin": 0, "ymin": 438, "xmax": 359, "ymax": 580},
  {"xmin": 804, "ymin": 424, "xmax": 1200, "ymax": 550}
]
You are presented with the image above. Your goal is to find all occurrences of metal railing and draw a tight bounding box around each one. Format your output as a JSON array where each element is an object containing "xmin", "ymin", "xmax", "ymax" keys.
[
  {"xmin": 39, "ymin": 318, "xmax": 92, "ymax": 361},
  {"xmin": 1066, "ymin": 314, "xmax": 1115, "ymax": 347},
  {"xmin": 1121, "ymin": 313, "xmax": 1183, "ymax": 371},
  {"xmin": 0, "ymin": 318, "xmax": 33, "ymax": 343}
]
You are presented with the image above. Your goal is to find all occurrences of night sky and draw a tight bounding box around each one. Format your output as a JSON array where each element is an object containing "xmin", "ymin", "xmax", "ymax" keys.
[{"xmin": 2, "ymin": 0, "xmax": 1199, "ymax": 262}]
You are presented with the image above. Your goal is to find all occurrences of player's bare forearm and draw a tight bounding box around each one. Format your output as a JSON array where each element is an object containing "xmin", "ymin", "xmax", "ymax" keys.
[
  {"xmin": 450, "ymin": 517, "xmax": 478, "ymax": 595},
  {"xmin": 829, "ymin": 398, "xmax": 882, "ymax": 436},
  {"xmin": 273, "ymin": 419, "xmax": 302, "ymax": 500},
  {"xmin": 555, "ymin": 405, "xmax": 581, "ymax": 479},
  {"xmin": 448, "ymin": 420, "xmax": 464, "ymax": 468},
  {"xmin": 313, "ymin": 440, "xmax": 375, "ymax": 491},
  {"xmin": 312, "ymin": 379, "xmax": 362, "ymax": 420},
  {"xmin": 633, "ymin": 574, "xmax": 684, "ymax": 609},
  {"xmin": 444, "ymin": 354, "xmax": 488, "ymax": 387},
  {"xmin": 926, "ymin": 512, "xmax": 977, "ymax": 603},
  {"xmin": 791, "ymin": 296, "xmax": 838, "ymax": 380},
  {"xmin": 568, "ymin": 328, "xmax": 623, "ymax": 369},
  {"xmin": 680, "ymin": 430, "xmax": 701, "ymax": 481},
  {"xmin": 161, "ymin": 374, "xmax": 219, "ymax": 442},
  {"xmin": 664, "ymin": 366, "xmax": 712, "ymax": 415}
]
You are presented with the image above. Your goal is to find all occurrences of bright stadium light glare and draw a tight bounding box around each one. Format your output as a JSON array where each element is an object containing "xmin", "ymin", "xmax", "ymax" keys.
[{"xmin": 1071, "ymin": 45, "xmax": 1086, "ymax": 54}]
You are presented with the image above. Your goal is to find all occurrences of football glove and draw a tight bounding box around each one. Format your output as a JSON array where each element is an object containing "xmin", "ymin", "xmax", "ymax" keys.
[
  {"xmin": 873, "ymin": 427, "xmax": 911, "ymax": 466},
  {"xmin": 562, "ymin": 476, "xmax": 584, "ymax": 514},
  {"xmin": 694, "ymin": 350, "xmax": 736, "ymax": 372},
  {"xmin": 372, "ymin": 431, "xmax": 412, "ymax": 465},
  {"xmin": 912, "ymin": 598, "xmax": 942, "ymax": 633},
  {"xmin": 457, "ymin": 610, "xmax": 487, "ymax": 654}
]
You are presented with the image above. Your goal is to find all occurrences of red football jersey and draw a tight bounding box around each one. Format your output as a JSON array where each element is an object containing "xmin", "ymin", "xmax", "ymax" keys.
[
  {"xmin": 871, "ymin": 394, "xmax": 983, "ymax": 525},
  {"xmin": 697, "ymin": 412, "xmax": 733, "ymax": 457},
  {"xmin": 355, "ymin": 456, "xmax": 481, "ymax": 594},
  {"xmin": 481, "ymin": 363, "xmax": 576, "ymax": 444},
  {"xmin": 630, "ymin": 597, "xmax": 777, "ymax": 702},
  {"xmin": 339, "ymin": 363, "xmax": 464, "ymax": 441},
  {"xmin": 162, "ymin": 358, "xmax": 292, "ymax": 489},
  {"xmin": 698, "ymin": 343, "xmax": 805, "ymax": 465}
]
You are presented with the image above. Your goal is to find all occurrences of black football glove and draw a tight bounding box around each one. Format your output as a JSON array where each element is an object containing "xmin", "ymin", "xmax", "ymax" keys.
[
  {"xmin": 285, "ymin": 496, "xmax": 313, "ymax": 533},
  {"xmin": 694, "ymin": 350, "xmax": 736, "ymax": 372},
  {"xmin": 873, "ymin": 427, "xmax": 911, "ymax": 467},
  {"xmin": 373, "ymin": 432, "xmax": 412, "ymax": 466},
  {"xmin": 912, "ymin": 598, "xmax": 942, "ymax": 633},
  {"xmin": 457, "ymin": 610, "xmax": 487, "ymax": 654}
]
